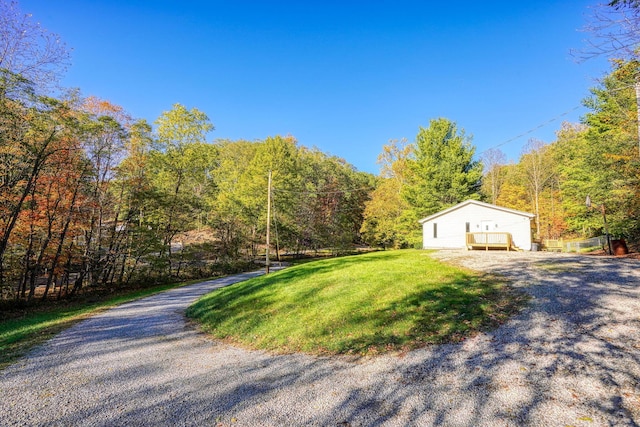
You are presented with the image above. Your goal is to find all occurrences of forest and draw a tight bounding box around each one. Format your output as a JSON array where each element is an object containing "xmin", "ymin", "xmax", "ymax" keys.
[{"xmin": 1, "ymin": 0, "xmax": 639, "ymax": 302}]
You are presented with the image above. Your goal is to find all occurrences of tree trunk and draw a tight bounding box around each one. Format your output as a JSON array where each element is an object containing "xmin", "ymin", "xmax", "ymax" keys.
[
  {"xmin": 0, "ymin": 152, "xmax": 50, "ymax": 288},
  {"xmin": 42, "ymin": 202, "xmax": 76, "ymax": 301},
  {"xmin": 0, "ymin": 121, "xmax": 60, "ymax": 288},
  {"xmin": 18, "ymin": 225, "xmax": 35, "ymax": 299}
]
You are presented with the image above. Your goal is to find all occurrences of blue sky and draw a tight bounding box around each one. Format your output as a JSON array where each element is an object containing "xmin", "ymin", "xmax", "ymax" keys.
[{"xmin": 21, "ymin": 0, "xmax": 609, "ymax": 174}]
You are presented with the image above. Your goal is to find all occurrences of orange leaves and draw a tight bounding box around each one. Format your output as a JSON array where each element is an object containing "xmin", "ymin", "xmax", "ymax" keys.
[{"xmin": 82, "ymin": 96, "xmax": 131, "ymax": 127}]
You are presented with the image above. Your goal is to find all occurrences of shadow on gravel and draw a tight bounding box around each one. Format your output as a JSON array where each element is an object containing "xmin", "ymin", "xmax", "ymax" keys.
[
  {"xmin": 1, "ymin": 255, "xmax": 639, "ymax": 426},
  {"xmin": 386, "ymin": 253, "xmax": 640, "ymax": 426}
]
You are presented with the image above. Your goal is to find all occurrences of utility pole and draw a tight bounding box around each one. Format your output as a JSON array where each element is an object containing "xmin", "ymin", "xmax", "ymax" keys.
[
  {"xmin": 265, "ymin": 170, "xmax": 272, "ymax": 274},
  {"xmin": 635, "ymin": 79, "xmax": 640, "ymax": 157}
]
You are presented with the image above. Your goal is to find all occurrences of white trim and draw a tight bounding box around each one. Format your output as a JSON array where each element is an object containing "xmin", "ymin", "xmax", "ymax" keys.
[{"xmin": 418, "ymin": 200, "xmax": 535, "ymax": 224}]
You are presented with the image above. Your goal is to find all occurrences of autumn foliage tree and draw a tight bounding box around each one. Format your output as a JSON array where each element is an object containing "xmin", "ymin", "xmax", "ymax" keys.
[
  {"xmin": 0, "ymin": 77, "xmax": 77, "ymax": 294},
  {"xmin": 361, "ymin": 139, "xmax": 413, "ymax": 249}
]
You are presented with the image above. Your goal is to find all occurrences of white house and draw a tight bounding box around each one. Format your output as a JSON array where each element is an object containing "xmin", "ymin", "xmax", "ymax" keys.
[{"xmin": 418, "ymin": 200, "xmax": 535, "ymax": 251}]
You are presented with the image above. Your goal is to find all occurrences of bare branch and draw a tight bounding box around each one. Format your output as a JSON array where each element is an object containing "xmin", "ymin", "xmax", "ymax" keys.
[
  {"xmin": 573, "ymin": 3, "xmax": 640, "ymax": 62},
  {"xmin": 0, "ymin": 0, "xmax": 70, "ymax": 93}
]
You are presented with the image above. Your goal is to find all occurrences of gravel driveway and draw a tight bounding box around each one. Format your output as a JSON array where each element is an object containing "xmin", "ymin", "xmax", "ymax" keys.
[{"xmin": 1, "ymin": 251, "xmax": 639, "ymax": 426}]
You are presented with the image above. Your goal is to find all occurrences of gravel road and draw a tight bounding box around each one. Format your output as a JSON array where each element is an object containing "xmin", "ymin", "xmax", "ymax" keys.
[{"xmin": 1, "ymin": 251, "xmax": 639, "ymax": 426}]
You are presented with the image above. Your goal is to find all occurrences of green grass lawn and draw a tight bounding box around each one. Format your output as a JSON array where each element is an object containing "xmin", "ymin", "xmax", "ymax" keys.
[
  {"xmin": 187, "ymin": 250, "xmax": 527, "ymax": 356},
  {"xmin": 0, "ymin": 280, "xmax": 204, "ymax": 369}
]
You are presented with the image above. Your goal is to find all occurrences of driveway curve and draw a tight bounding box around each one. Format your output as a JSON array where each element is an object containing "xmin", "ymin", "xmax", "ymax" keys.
[{"xmin": 1, "ymin": 252, "xmax": 639, "ymax": 426}]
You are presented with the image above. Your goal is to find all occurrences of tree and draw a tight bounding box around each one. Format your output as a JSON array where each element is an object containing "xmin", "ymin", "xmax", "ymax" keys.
[
  {"xmin": 295, "ymin": 154, "xmax": 371, "ymax": 254},
  {"xmin": 609, "ymin": 1, "xmax": 640, "ymax": 8},
  {"xmin": 495, "ymin": 164, "xmax": 530, "ymax": 213},
  {"xmin": 208, "ymin": 139, "xmax": 258, "ymax": 258},
  {"xmin": 361, "ymin": 178, "xmax": 407, "ymax": 248},
  {"xmin": 377, "ymin": 138, "xmax": 412, "ymax": 182},
  {"xmin": 481, "ymin": 148, "xmax": 507, "ymax": 204},
  {"xmin": 151, "ymin": 103, "xmax": 215, "ymax": 275},
  {"xmin": 0, "ymin": 0, "xmax": 70, "ymax": 93},
  {"xmin": 578, "ymin": 2, "xmax": 640, "ymax": 158},
  {"xmin": 361, "ymin": 139, "xmax": 413, "ymax": 248},
  {"xmin": 111, "ymin": 119, "xmax": 162, "ymax": 284},
  {"xmin": 114, "ymin": 119, "xmax": 154, "ymax": 229},
  {"xmin": 206, "ymin": 137, "xmax": 372, "ymax": 258},
  {"xmin": 233, "ymin": 135, "xmax": 301, "ymax": 256},
  {"xmin": 0, "ymin": 82, "xmax": 76, "ymax": 290},
  {"xmin": 552, "ymin": 123, "xmax": 600, "ymax": 237},
  {"xmin": 520, "ymin": 139, "xmax": 555, "ymax": 239},
  {"xmin": 26, "ymin": 133, "xmax": 87, "ymax": 300},
  {"xmin": 403, "ymin": 118, "xmax": 483, "ymax": 218},
  {"xmin": 580, "ymin": 62, "xmax": 640, "ymax": 240},
  {"xmin": 72, "ymin": 97, "xmax": 129, "ymax": 290},
  {"xmin": 579, "ymin": 2, "xmax": 640, "ymax": 61}
]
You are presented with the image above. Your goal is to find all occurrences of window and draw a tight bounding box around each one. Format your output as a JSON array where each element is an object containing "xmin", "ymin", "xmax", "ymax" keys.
[
  {"xmin": 465, "ymin": 222, "xmax": 470, "ymax": 233},
  {"xmin": 433, "ymin": 223, "xmax": 437, "ymax": 238}
]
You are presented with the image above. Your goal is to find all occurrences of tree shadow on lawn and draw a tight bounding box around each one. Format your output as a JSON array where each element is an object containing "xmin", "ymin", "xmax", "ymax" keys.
[
  {"xmin": 2, "ymin": 253, "xmax": 640, "ymax": 426},
  {"xmin": 186, "ymin": 251, "xmax": 412, "ymax": 350},
  {"xmin": 179, "ymin": 254, "xmax": 640, "ymax": 426},
  {"xmin": 315, "ymin": 273, "xmax": 525, "ymax": 356}
]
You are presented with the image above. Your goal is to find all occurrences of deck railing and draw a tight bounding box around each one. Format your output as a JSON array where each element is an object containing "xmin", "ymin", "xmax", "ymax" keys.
[{"xmin": 465, "ymin": 232, "xmax": 513, "ymax": 251}]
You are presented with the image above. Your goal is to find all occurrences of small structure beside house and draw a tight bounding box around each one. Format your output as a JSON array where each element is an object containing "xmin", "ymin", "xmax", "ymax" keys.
[{"xmin": 418, "ymin": 200, "xmax": 535, "ymax": 251}]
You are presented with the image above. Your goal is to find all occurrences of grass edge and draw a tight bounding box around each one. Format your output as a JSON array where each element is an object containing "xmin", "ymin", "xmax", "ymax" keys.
[{"xmin": 0, "ymin": 275, "xmax": 236, "ymax": 370}]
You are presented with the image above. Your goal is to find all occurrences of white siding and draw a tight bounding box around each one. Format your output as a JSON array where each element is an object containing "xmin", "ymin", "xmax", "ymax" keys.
[{"xmin": 422, "ymin": 203, "xmax": 533, "ymax": 250}]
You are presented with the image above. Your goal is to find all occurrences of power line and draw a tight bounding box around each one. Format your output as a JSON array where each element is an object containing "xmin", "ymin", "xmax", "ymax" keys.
[
  {"xmin": 479, "ymin": 76, "xmax": 640, "ymax": 157},
  {"xmin": 477, "ymin": 105, "xmax": 583, "ymax": 156},
  {"xmin": 272, "ymin": 186, "xmax": 372, "ymax": 196}
]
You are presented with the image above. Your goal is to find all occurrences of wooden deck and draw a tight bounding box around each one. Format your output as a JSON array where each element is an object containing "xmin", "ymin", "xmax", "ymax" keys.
[{"xmin": 466, "ymin": 232, "xmax": 513, "ymax": 251}]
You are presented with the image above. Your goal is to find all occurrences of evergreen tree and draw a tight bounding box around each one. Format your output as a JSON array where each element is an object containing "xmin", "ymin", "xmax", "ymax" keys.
[
  {"xmin": 581, "ymin": 60, "xmax": 640, "ymax": 239},
  {"xmin": 403, "ymin": 118, "xmax": 483, "ymax": 218}
]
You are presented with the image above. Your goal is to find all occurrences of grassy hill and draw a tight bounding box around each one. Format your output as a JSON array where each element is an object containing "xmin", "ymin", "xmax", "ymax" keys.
[{"xmin": 187, "ymin": 250, "xmax": 526, "ymax": 356}]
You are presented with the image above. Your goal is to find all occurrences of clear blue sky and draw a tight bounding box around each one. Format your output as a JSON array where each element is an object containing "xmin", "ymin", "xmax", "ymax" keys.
[{"xmin": 21, "ymin": 0, "xmax": 609, "ymax": 174}]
